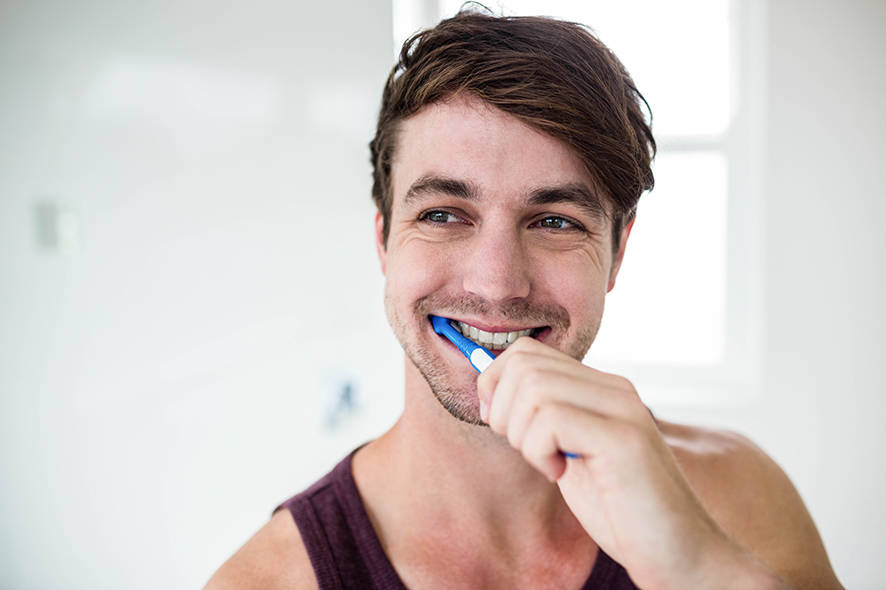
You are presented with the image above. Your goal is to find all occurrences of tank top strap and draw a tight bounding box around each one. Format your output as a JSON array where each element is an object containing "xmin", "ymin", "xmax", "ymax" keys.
[{"xmin": 275, "ymin": 448, "xmax": 406, "ymax": 589}]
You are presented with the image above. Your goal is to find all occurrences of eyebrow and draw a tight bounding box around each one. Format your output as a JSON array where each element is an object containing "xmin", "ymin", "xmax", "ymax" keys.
[
  {"xmin": 403, "ymin": 174, "xmax": 607, "ymax": 222},
  {"xmin": 403, "ymin": 175, "xmax": 479, "ymax": 205},
  {"xmin": 527, "ymin": 183, "xmax": 609, "ymax": 222}
]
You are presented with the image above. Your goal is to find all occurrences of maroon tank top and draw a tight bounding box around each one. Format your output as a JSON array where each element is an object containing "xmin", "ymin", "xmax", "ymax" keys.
[{"xmin": 274, "ymin": 449, "xmax": 640, "ymax": 589}]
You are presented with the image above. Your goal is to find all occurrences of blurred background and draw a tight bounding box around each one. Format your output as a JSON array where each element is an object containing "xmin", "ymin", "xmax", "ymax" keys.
[{"xmin": 1, "ymin": 0, "xmax": 883, "ymax": 587}]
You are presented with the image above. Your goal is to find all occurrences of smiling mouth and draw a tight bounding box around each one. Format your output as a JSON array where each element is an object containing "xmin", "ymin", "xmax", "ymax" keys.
[{"xmin": 430, "ymin": 316, "xmax": 547, "ymax": 351}]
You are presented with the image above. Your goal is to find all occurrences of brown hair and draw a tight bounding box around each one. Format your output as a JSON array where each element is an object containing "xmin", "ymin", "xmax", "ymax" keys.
[{"xmin": 369, "ymin": 9, "xmax": 656, "ymax": 254}]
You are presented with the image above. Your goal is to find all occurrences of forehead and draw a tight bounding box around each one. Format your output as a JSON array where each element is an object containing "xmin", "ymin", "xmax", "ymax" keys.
[{"xmin": 391, "ymin": 95, "xmax": 598, "ymax": 208}]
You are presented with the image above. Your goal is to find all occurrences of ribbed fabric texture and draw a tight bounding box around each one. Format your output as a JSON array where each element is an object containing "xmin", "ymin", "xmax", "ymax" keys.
[{"xmin": 275, "ymin": 449, "xmax": 639, "ymax": 589}]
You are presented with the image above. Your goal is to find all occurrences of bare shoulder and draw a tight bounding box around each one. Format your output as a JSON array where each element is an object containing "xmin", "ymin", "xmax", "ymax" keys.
[
  {"xmin": 203, "ymin": 509, "xmax": 319, "ymax": 590},
  {"xmin": 657, "ymin": 419, "xmax": 843, "ymax": 589}
]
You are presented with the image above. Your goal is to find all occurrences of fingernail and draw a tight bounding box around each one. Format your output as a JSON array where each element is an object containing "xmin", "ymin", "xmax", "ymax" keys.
[{"xmin": 479, "ymin": 400, "xmax": 489, "ymax": 422}]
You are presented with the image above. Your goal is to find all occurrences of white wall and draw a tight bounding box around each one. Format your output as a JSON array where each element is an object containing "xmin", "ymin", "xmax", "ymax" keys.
[
  {"xmin": 763, "ymin": 0, "xmax": 885, "ymax": 584},
  {"xmin": 1, "ymin": 1, "xmax": 884, "ymax": 588},
  {"xmin": 657, "ymin": 1, "xmax": 886, "ymax": 588},
  {"xmin": 0, "ymin": 1, "xmax": 398, "ymax": 588}
]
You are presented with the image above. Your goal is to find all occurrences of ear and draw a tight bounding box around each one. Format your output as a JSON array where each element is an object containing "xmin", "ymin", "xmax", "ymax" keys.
[
  {"xmin": 607, "ymin": 218, "xmax": 634, "ymax": 293},
  {"xmin": 375, "ymin": 211, "xmax": 387, "ymax": 276}
]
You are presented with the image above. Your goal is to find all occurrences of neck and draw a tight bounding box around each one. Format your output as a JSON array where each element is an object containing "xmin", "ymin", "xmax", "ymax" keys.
[{"xmin": 353, "ymin": 356, "xmax": 594, "ymax": 561}]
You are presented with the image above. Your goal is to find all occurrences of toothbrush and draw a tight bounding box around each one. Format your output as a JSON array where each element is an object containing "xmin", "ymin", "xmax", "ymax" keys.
[
  {"xmin": 430, "ymin": 314, "xmax": 496, "ymax": 372},
  {"xmin": 430, "ymin": 315, "xmax": 579, "ymax": 459}
]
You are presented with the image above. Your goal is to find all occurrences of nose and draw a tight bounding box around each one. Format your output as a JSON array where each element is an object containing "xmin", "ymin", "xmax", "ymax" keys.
[{"xmin": 461, "ymin": 224, "xmax": 532, "ymax": 303}]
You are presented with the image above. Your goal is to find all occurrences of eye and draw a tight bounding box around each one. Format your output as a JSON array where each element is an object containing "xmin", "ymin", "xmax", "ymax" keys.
[
  {"xmin": 532, "ymin": 215, "xmax": 584, "ymax": 231},
  {"xmin": 419, "ymin": 209, "xmax": 466, "ymax": 225}
]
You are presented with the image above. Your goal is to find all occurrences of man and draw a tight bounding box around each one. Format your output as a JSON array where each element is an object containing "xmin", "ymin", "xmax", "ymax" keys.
[{"xmin": 206, "ymin": 11, "xmax": 843, "ymax": 589}]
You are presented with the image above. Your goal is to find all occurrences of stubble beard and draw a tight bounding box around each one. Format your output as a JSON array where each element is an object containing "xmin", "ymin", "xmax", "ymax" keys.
[{"xmin": 385, "ymin": 290, "xmax": 601, "ymax": 427}]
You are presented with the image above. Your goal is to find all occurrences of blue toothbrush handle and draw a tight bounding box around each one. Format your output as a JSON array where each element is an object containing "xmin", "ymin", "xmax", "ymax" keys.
[
  {"xmin": 430, "ymin": 315, "xmax": 495, "ymax": 372},
  {"xmin": 430, "ymin": 315, "xmax": 581, "ymax": 459}
]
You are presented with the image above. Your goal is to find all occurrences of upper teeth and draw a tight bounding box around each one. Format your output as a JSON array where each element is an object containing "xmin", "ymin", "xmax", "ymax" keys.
[{"xmin": 457, "ymin": 321, "xmax": 534, "ymax": 350}]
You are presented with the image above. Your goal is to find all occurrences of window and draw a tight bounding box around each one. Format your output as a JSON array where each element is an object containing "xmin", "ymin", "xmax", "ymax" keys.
[{"xmin": 394, "ymin": 0, "xmax": 763, "ymax": 405}]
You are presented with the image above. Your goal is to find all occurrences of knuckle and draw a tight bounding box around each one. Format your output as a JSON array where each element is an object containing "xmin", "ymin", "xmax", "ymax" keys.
[
  {"xmin": 508, "ymin": 348, "xmax": 533, "ymax": 366},
  {"xmin": 530, "ymin": 403, "xmax": 556, "ymax": 431},
  {"xmin": 522, "ymin": 367, "xmax": 547, "ymax": 395},
  {"xmin": 607, "ymin": 375, "xmax": 646, "ymax": 419},
  {"xmin": 622, "ymin": 398, "xmax": 651, "ymax": 423}
]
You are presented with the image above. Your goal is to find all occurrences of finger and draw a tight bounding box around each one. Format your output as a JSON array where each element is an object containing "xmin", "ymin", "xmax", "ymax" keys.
[
  {"xmin": 478, "ymin": 336, "xmax": 560, "ymax": 397},
  {"xmin": 476, "ymin": 338, "xmax": 548, "ymax": 422},
  {"xmin": 503, "ymin": 365, "xmax": 566, "ymax": 448},
  {"xmin": 521, "ymin": 402, "xmax": 656, "ymax": 475},
  {"xmin": 484, "ymin": 351, "xmax": 540, "ymax": 433},
  {"xmin": 485, "ymin": 337, "xmax": 591, "ymax": 432},
  {"xmin": 511, "ymin": 368, "xmax": 646, "ymax": 450},
  {"xmin": 498, "ymin": 363, "xmax": 644, "ymax": 445},
  {"xmin": 520, "ymin": 403, "xmax": 570, "ymax": 481},
  {"xmin": 476, "ymin": 364, "xmax": 500, "ymax": 423}
]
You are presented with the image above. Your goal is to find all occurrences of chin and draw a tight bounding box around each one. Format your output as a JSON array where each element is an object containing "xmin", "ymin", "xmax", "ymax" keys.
[
  {"xmin": 405, "ymin": 333, "xmax": 487, "ymax": 426},
  {"xmin": 386, "ymin": 304, "xmax": 486, "ymax": 425}
]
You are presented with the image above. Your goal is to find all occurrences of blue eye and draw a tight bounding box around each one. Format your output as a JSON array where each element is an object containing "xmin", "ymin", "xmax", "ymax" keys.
[
  {"xmin": 534, "ymin": 216, "xmax": 582, "ymax": 231},
  {"xmin": 420, "ymin": 210, "xmax": 463, "ymax": 224}
]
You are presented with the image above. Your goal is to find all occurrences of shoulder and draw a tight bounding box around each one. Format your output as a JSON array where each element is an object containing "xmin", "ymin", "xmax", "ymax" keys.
[
  {"xmin": 658, "ymin": 419, "xmax": 843, "ymax": 589},
  {"xmin": 203, "ymin": 508, "xmax": 319, "ymax": 590}
]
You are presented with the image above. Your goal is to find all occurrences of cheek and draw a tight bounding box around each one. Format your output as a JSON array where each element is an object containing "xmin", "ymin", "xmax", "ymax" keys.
[
  {"xmin": 384, "ymin": 239, "xmax": 454, "ymax": 304},
  {"xmin": 566, "ymin": 281, "xmax": 605, "ymax": 320},
  {"xmin": 533, "ymin": 256, "xmax": 607, "ymax": 317}
]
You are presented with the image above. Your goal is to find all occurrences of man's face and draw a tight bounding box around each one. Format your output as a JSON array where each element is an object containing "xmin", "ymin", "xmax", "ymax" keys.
[{"xmin": 376, "ymin": 94, "xmax": 630, "ymax": 425}]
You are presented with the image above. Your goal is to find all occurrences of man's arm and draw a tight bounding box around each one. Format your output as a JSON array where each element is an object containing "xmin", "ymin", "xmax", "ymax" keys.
[
  {"xmin": 477, "ymin": 337, "xmax": 843, "ymax": 590},
  {"xmin": 203, "ymin": 509, "xmax": 318, "ymax": 590},
  {"xmin": 668, "ymin": 424, "xmax": 844, "ymax": 590}
]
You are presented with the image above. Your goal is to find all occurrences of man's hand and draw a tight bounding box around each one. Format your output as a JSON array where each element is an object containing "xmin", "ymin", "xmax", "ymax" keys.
[{"xmin": 476, "ymin": 337, "xmax": 788, "ymax": 590}]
